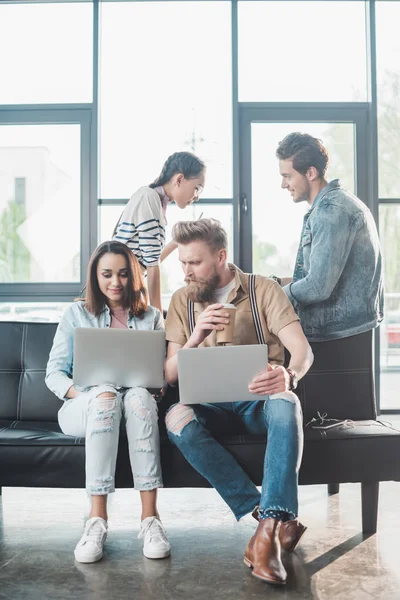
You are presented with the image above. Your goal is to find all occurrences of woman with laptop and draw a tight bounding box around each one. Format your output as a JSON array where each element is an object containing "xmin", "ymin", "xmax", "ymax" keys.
[
  {"xmin": 112, "ymin": 151, "xmax": 206, "ymax": 312},
  {"xmin": 46, "ymin": 240, "xmax": 170, "ymax": 564}
]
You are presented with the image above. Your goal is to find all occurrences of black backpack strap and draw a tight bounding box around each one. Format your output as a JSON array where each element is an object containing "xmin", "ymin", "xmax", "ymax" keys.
[
  {"xmin": 249, "ymin": 274, "xmax": 265, "ymax": 345},
  {"xmin": 188, "ymin": 298, "xmax": 195, "ymax": 335}
]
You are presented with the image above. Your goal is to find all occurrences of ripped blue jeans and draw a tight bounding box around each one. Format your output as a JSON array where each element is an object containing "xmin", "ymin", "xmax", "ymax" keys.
[
  {"xmin": 58, "ymin": 384, "xmax": 162, "ymax": 495},
  {"xmin": 166, "ymin": 393, "xmax": 303, "ymax": 520}
]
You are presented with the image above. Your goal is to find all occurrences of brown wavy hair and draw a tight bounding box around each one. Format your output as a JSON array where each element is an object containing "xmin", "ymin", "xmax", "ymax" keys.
[
  {"xmin": 82, "ymin": 241, "xmax": 148, "ymax": 317},
  {"xmin": 276, "ymin": 132, "xmax": 329, "ymax": 178}
]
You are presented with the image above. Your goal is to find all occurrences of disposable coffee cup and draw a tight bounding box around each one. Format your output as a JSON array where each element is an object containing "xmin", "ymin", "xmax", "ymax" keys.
[{"xmin": 215, "ymin": 304, "xmax": 237, "ymax": 345}]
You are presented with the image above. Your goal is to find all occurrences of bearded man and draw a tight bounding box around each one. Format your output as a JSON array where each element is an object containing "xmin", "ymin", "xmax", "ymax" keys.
[{"xmin": 164, "ymin": 218, "xmax": 314, "ymax": 586}]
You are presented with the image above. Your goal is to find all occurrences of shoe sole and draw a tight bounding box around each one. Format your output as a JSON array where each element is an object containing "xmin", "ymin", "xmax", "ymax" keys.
[
  {"xmin": 243, "ymin": 557, "xmax": 286, "ymax": 586},
  {"xmin": 285, "ymin": 525, "xmax": 307, "ymax": 554},
  {"xmin": 74, "ymin": 551, "xmax": 103, "ymax": 564},
  {"xmin": 143, "ymin": 549, "xmax": 171, "ymax": 560}
]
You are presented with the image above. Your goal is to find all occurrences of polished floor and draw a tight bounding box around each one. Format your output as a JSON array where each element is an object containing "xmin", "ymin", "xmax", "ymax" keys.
[{"xmin": 0, "ymin": 477, "xmax": 400, "ymax": 600}]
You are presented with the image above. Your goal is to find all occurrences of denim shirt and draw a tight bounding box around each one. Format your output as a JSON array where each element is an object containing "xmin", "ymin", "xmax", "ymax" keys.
[
  {"xmin": 45, "ymin": 301, "xmax": 164, "ymax": 400},
  {"xmin": 283, "ymin": 180, "xmax": 384, "ymax": 342}
]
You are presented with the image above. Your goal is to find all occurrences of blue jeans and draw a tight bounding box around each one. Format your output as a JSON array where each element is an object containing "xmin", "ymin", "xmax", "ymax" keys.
[{"xmin": 166, "ymin": 393, "xmax": 303, "ymax": 520}]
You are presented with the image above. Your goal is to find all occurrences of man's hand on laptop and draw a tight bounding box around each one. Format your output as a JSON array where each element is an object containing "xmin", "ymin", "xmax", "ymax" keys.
[
  {"xmin": 248, "ymin": 364, "xmax": 291, "ymax": 396},
  {"xmin": 187, "ymin": 303, "xmax": 232, "ymax": 348}
]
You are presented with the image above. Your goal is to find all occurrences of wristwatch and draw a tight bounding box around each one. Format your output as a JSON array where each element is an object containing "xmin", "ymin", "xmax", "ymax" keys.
[{"xmin": 286, "ymin": 368, "xmax": 298, "ymax": 391}]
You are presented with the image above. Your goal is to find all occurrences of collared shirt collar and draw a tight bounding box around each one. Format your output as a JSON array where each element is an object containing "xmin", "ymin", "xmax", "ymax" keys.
[
  {"xmin": 227, "ymin": 263, "xmax": 249, "ymax": 299},
  {"xmin": 308, "ymin": 179, "xmax": 341, "ymax": 214}
]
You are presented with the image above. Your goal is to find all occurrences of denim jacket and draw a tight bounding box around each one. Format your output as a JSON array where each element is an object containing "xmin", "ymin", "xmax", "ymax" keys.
[
  {"xmin": 283, "ymin": 180, "xmax": 384, "ymax": 342},
  {"xmin": 45, "ymin": 301, "xmax": 164, "ymax": 400}
]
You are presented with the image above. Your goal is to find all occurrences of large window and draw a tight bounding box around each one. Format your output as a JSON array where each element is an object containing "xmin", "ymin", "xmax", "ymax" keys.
[
  {"xmin": 376, "ymin": 2, "xmax": 400, "ymax": 199},
  {"xmin": 0, "ymin": 3, "xmax": 93, "ymax": 104},
  {"xmin": 0, "ymin": 120, "xmax": 84, "ymax": 285},
  {"xmin": 1, "ymin": 0, "xmax": 399, "ymax": 413},
  {"xmin": 379, "ymin": 205, "xmax": 400, "ymax": 410},
  {"xmin": 99, "ymin": 1, "xmax": 232, "ymax": 200},
  {"xmin": 376, "ymin": 2, "xmax": 400, "ymax": 410},
  {"xmin": 238, "ymin": 1, "xmax": 367, "ymax": 102}
]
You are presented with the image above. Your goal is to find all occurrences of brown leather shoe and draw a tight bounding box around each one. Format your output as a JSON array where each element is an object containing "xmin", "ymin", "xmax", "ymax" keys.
[
  {"xmin": 244, "ymin": 518, "xmax": 287, "ymax": 585},
  {"xmin": 279, "ymin": 519, "xmax": 307, "ymax": 553},
  {"xmin": 252, "ymin": 509, "xmax": 306, "ymax": 553}
]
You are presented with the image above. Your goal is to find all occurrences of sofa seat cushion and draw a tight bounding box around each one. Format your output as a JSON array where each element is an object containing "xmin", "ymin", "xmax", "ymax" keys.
[
  {"xmin": 1, "ymin": 419, "xmax": 400, "ymax": 489},
  {"xmin": 0, "ymin": 420, "xmax": 81, "ymax": 445},
  {"xmin": 160, "ymin": 421, "xmax": 400, "ymax": 487},
  {"xmin": 300, "ymin": 420, "xmax": 400, "ymax": 485}
]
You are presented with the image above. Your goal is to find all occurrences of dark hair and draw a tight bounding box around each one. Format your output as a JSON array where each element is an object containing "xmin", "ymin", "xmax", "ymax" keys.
[
  {"xmin": 172, "ymin": 218, "xmax": 227, "ymax": 253},
  {"xmin": 149, "ymin": 151, "xmax": 205, "ymax": 188},
  {"xmin": 276, "ymin": 132, "xmax": 329, "ymax": 178},
  {"xmin": 112, "ymin": 151, "xmax": 205, "ymax": 238},
  {"xmin": 81, "ymin": 241, "xmax": 148, "ymax": 317}
]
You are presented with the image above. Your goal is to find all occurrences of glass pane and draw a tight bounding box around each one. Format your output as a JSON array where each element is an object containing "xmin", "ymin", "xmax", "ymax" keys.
[
  {"xmin": 0, "ymin": 302, "xmax": 68, "ymax": 323},
  {"xmin": 379, "ymin": 205, "xmax": 400, "ymax": 410},
  {"xmin": 250, "ymin": 123, "xmax": 355, "ymax": 277},
  {"xmin": 376, "ymin": 2, "xmax": 400, "ymax": 198},
  {"xmin": 0, "ymin": 3, "xmax": 93, "ymax": 103},
  {"xmin": 99, "ymin": 204, "xmax": 233, "ymax": 310},
  {"xmin": 0, "ymin": 124, "xmax": 81, "ymax": 283},
  {"xmin": 239, "ymin": 1, "xmax": 367, "ymax": 102},
  {"xmin": 100, "ymin": 1, "xmax": 232, "ymax": 199},
  {"xmin": 99, "ymin": 205, "xmax": 124, "ymax": 245}
]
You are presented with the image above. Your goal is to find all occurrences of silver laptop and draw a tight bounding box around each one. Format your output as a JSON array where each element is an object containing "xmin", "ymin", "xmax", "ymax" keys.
[
  {"xmin": 73, "ymin": 328, "xmax": 165, "ymax": 389},
  {"xmin": 177, "ymin": 345, "xmax": 268, "ymax": 404}
]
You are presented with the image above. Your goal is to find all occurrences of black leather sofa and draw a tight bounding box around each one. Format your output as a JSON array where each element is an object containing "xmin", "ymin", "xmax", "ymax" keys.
[{"xmin": 1, "ymin": 322, "xmax": 399, "ymax": 534}]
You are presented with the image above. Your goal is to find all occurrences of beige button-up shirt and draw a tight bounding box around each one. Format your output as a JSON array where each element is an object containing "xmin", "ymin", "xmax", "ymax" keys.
[{"xmin": 165, "ymin": 264, "xmax": 299, "ymax": 366}]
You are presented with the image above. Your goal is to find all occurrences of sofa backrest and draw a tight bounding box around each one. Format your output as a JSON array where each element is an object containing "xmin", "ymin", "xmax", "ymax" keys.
[
  {"xmin": 298, "ymin": 330, "xmax": 376, "ymax": 422},
  {"xmin": 0, "ymin": 322, "xmax": 377, "ymax": 424},
  {"xmin": 0, "ymin": 322, "xmax": 61, "ymax": 422}
]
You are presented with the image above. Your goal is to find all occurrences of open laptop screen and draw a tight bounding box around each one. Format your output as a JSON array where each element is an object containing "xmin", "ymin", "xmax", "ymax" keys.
[
  {"xmin": 177, "ymin": 345, "xmax": 268, "ymax": 404},
  {"xmin": 73, "ymin": 328, "xmax": 165, "ymax": 389}
]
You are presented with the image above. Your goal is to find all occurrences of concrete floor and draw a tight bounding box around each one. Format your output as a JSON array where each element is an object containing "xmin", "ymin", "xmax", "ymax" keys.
[{"xmin": 0, "ymin": 479, "xmax": 400, "ymax": 600}]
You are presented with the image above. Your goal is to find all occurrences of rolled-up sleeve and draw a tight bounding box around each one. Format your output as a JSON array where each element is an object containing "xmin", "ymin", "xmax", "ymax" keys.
[
  {"xmin": 45, "ymin": 307, "xmax": 75, "ymax": 400},
  {"xmin": 282, "ymin": 282, "xmax": 299, "ymax": 309},
  {"xmin": 262, "ymin": 280, "xmax": 300, "ymax": 336}
]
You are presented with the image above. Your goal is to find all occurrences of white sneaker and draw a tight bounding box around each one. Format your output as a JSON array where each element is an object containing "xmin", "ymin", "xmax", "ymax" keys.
[
  {"xmin": 74, "ymin": 517, "xmax": 108, "ymax": 563},
  {"xmin": 138, "ymin": 516, "xmax": 171, "ymax": 559}
]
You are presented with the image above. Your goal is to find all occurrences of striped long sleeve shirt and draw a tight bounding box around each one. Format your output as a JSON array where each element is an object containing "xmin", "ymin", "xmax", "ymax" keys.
[{"xmin": 113, "ymin": 186, "xmax": 166, "ymax": 270}]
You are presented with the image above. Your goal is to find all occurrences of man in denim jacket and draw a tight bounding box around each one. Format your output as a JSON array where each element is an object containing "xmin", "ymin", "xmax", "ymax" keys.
[{"xmin": 276, "ymin": 132, "xmax": 383, "ymax": 342}]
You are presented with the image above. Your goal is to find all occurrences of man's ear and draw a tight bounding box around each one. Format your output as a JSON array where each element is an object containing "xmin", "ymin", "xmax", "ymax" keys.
[
  {"xmin": 306, "ymin": 166, "xmax": 319, "ymax": 182},
  {"xmin": 217, "ymin": 248, "xmax": 227, "ymax": 265}
]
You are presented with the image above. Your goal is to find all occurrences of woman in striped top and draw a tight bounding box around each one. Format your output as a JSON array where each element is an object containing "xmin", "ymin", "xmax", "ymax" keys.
[{"xmin": 113, "ymin": 152, "xmax": 206, "ymax": 312}]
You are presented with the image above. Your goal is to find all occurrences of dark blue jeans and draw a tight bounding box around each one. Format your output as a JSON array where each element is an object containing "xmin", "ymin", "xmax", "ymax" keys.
[{"xmin": 166, "ymin": 393, "xmax": 303, "ymax": 520}]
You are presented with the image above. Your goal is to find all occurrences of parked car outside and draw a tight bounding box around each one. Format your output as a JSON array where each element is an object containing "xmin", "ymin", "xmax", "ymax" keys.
[{"xmin": 385, "ymin": 311, "xmax": 400, "ymax": 348}]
